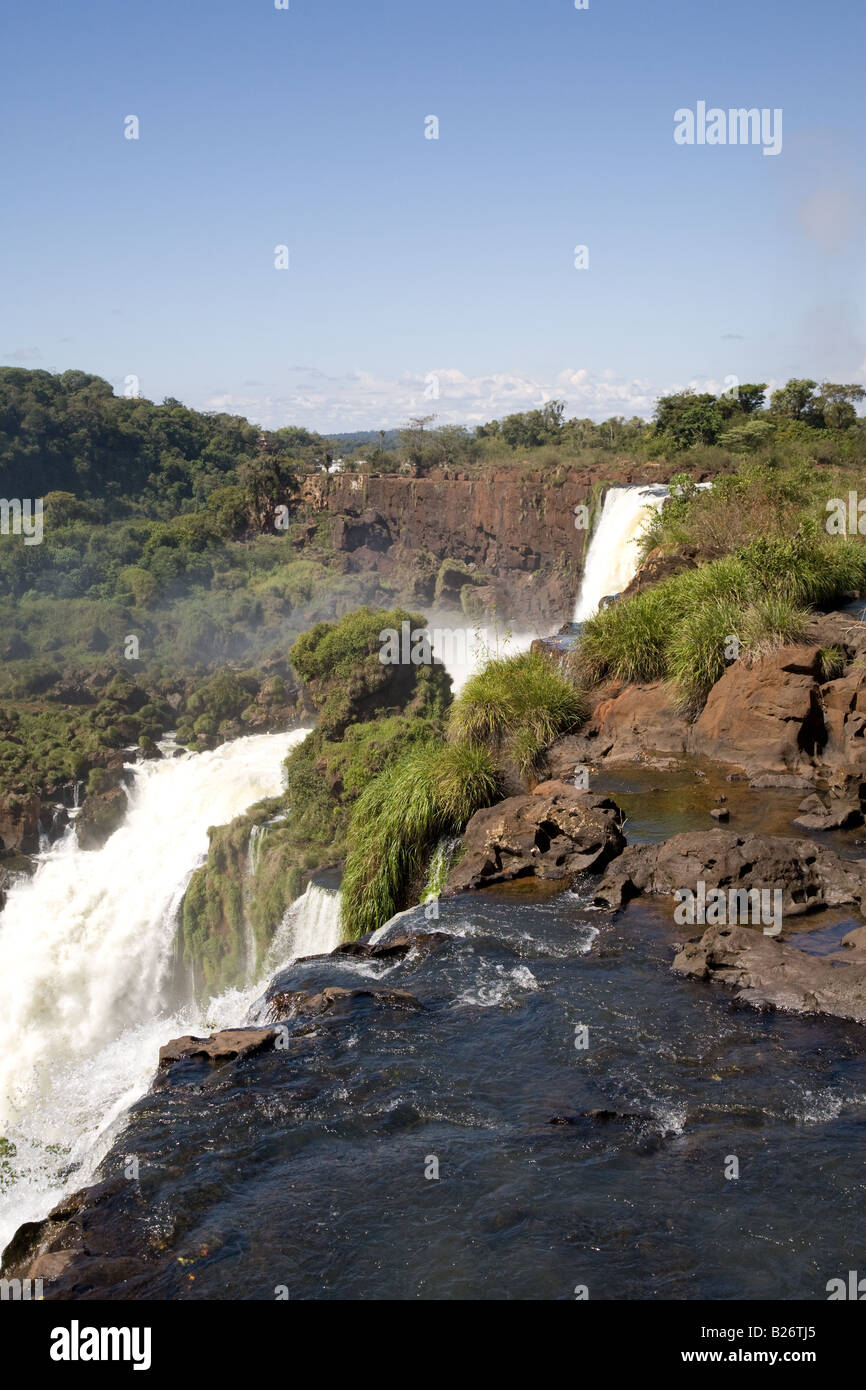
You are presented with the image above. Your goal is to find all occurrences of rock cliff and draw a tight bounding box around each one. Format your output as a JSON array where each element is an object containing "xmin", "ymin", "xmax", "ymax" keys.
[{"xmin": 298, "ymin": 464, "xmax": 672, "ymax": 627}]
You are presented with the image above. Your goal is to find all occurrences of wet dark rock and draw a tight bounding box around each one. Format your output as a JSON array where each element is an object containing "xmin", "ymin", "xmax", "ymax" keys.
[
  {"xmin": 158, "ymin": 1027, "xmax": 277, "ymax": 1067},
  {"xmin": 265, "ymin": 985, "xmax": 421, "ymax": 1023},
  {"xmin": 594, "ymin": 829, "xmax": 866, "ymax": 917},
  {"xmin": 0, "ymin": 792, "xmax": 41, "ymax": 856},
  {"xmin": 75, "ymin": 786, "xmax": 128, "ymax": 850},
  {"xmin": 0, "ymin": 1178, "xmax": 144, "ymax": 1293},
  {"xmin": 549, "ymin": 1107, "xmax": 654, "ymax": 1125},
  {"xmin": 325, "ymin": 928, "xmax": 450, "ymax": 962},
  {"xmin": 40, "ymin": 802, "xmax": 69, "ymax": 844},
  {"xmin": 444, "ymin": 780, "xmax": 625, "ymax": 894},
  {"xmin": 673, "ymin": 923, "xmax": 866, "ymax": 1025}
]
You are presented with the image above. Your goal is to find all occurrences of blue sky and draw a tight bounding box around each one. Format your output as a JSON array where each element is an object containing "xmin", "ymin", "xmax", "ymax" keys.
[{"xmin": 2, "ymin": 0, "xmax": 864, "ymax": 430}]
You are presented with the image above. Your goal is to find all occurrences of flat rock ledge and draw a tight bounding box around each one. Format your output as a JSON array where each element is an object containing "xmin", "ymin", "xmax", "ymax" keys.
[
  {"xmin": 673, "ymin": 923, "xmax": 866, "ymax": 1025},
  {"xmin": 594, "ymin": 830, "xmax": 866, "ymax": 916},
  {"xmin": 265, "ymin": 984, "xmax": 421, "ymax": 1022},
  {"xmin": 158, "ymin": 1027, "xmax": 278, "ymax": 1067},
  {"xmin": 444, "ymin": 780, "xmax": 625, "ymax": 894}
]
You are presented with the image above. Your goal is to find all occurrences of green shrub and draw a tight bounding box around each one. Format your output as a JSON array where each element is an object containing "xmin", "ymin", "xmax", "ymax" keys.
[
  {"xmin": 575, "ymin": 534, "xmax": 865, "ymax": 710},
  {"xmin": 448, "ymin": 650, "xmax": 588, "ymax": 772}
]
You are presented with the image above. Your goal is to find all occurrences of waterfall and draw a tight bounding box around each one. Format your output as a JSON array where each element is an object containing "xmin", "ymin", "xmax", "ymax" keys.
[
  {"xmin": 267, "ymin": 882, "xmax": 344, "ymax": 964},
  {"xmin": 0, "ymin": 727, "xmax": 334, "ymax": 1254},
  {"xmin": 573, "ymin": 484, "xmax": 669, "ymax": 621}
]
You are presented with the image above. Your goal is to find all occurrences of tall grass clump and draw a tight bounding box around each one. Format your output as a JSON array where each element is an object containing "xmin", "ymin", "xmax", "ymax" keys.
[
  {"xmin": 574, "ymin": 533, "xmax": 865, "ymax": 712},
  {"xmin": 576, "ymin": 584, "xmax": 683, "ymax": 686},
  {"xmin": 448, "ymin": 649, "xmax": 589, "ymax": 773},
  {"xmin": 340, "ymin": 741, "xmax": 501, "ymax": 938},
  {"xmin": 740, "ymin": 594, "xmax": 809, "ymax": 661}
]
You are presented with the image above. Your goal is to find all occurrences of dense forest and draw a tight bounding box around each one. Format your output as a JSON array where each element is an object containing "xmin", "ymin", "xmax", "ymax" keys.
[{"xmin": 0, "ymin": 367, "xmax": 863, "ymax": 655}]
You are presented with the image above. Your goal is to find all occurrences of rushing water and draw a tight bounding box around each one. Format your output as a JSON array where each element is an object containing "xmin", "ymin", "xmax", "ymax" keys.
[
  {"xmin": 0, "ymin": 728, "xmax": 331, "ymax": 1253},
  {"xmin": 267, "ymin": 882, "xmax": 344, "ymax": 965},
  {"xmin": 574, "ymin": 485, "xmax": 669, "ymax": 621},
  {"xmin": 50, "ymin": 887, "xmax": 866, "ymax": 1300}
]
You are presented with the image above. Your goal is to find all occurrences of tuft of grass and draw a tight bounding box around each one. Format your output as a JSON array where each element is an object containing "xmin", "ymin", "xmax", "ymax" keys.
[
  {"xmin": 576, "ymin": 584, "xmax": 682, "ymax": 686},
  {"xmin": 816, "ymin": 643, "xmax": 847, "ymax": 681},
  {"xmin": 574, "ymin": 534, "xmax": 866, "ymax": 712},
  {"xmin": 449, "ymin": 649, "xmax": 588, "ymax": 771},
  {"xmin": 740, "ymin": 595, "xmax": 809, "ymax": 664},
  {"xmin": 340, "ymin": 741, "xmax": 502, "ymax": 939},
  {"xmin": 665, "ymin": 594, "xmax": 742, "ymax": 712}
]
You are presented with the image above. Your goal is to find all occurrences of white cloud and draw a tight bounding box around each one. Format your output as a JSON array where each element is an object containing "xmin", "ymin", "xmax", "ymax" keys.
[{"xmin": 200, "ymin": 366, "xmax": 658, "ymax": 432}]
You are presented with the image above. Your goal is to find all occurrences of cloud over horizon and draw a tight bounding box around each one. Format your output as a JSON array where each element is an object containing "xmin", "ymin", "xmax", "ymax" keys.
[{"xmin": 201, "ymin": 366, "xmax": 662, "ymax": 433}]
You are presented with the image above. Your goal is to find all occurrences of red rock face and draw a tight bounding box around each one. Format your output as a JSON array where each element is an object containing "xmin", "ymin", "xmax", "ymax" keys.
[
  {"xmin": 692, "ymin": 645, "xmax": 825, "ymax": 776},
  {"xmin": 298, "ymin": 465, "xmax": 671, "ymax": 628},
  {"xmin": 582, "ymin": 680, "xmax": 691, "ymax": 760}
]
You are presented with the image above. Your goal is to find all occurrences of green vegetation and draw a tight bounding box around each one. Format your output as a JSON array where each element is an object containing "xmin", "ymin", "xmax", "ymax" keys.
[
  {"xmin": 340, "ymin": 741, "xmax": 502, "ymax": 940},
  {"xmin": 817, "ymin": 645, "xmax": 847, "ymax": 682},
  {"xmin": 577, "ymin": 535, "xmax": 866, "ymax": 712},
  {"xmin": 178, "ymin": 608, "xmax": 453, "ymax": 992},
  {"xmin": 449, "ymin": 649, "xmax": 588, "ymax": 774},
  {"xmin": 341, "ymin": 649, "xmax": 586, "ymax": 937}
]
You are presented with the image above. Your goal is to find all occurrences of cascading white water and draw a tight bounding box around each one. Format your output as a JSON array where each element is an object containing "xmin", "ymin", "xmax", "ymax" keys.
[
  {"xmin": 267, "ymin": 882, "xmax": 344, "ymax": 964},
  {"xmin": 573, "ymin": 485, "xmax": 669, "ymax": 621},
  {"xmin": 0, "ymin": 727, "xmax": 346, "ymax": 1254}
]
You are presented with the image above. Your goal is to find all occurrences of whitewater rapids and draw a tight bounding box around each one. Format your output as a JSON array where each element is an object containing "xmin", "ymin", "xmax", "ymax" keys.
[{"xmin": 0, "ymin": 728, "xmax": 346, "ymax": 1254}]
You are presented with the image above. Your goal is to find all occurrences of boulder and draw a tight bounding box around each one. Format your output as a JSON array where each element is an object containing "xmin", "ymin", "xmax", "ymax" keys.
[
  {"xmin": 75, "ymin": 786, "xmax": 128, "ymax": 850},
  {"xmin": 672, "ymin": 923, "xmax": 866, "ymax": 1025},
  {"xmin": 0, "ymin": 792, "xmax": 41, "ymax": 856},
  {"xmin": 691, "ymin": 645, "xmax": 825, "ymax": 775},
  {"xmin": 549, "ymin": 683, "xmax": 690, "ymax": 765},
  {"xmin": 621, "ymin": 544, "xmax": 698, "ymax": 598},
  {"xmin": 594, "ymin": 829, "xmax": 866, "ymax": 918},
  {"xmin": 792, "ymin": 800, "xmax": 862, "ymax": 832},
  {"xmin": 444, "ymin": 781, "xmax": 625, "ymax": 894},
  {"xmin": 265, "ymin": 985, "xmax": 421, "ymax": 1022},
  {"xmin": 816, "ymin": 673, "xmax": 866, "ymax": 773},
  {"xmin": 842, "ymin": 925, "xmax": 866, "ymax": 953},
  {"xmin": 158, "ymin": 1027, "xmax": 277, "ymax": 1067},
  {"xmin": 328, "ymin": 929, "xmax": 450, "ymax": 961}
]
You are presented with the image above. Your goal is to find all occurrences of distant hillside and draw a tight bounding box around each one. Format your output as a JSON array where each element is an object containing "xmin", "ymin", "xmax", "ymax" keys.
[{"xmin": 328, "ymin": 430, "xmax": 401, "ymax": 452}]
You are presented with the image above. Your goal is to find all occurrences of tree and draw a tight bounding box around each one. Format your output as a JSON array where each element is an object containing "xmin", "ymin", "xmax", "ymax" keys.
[
  {"xmin": 813, "ymin": 382, "xmax": 865, "ymax": 430},
  {"xmin": 653, "ymin": 391, "xmax": 723, "ymax": 450},
  {"xmin": 769, "ymin": 379, "xmax": 818, "ymax": 421}
]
